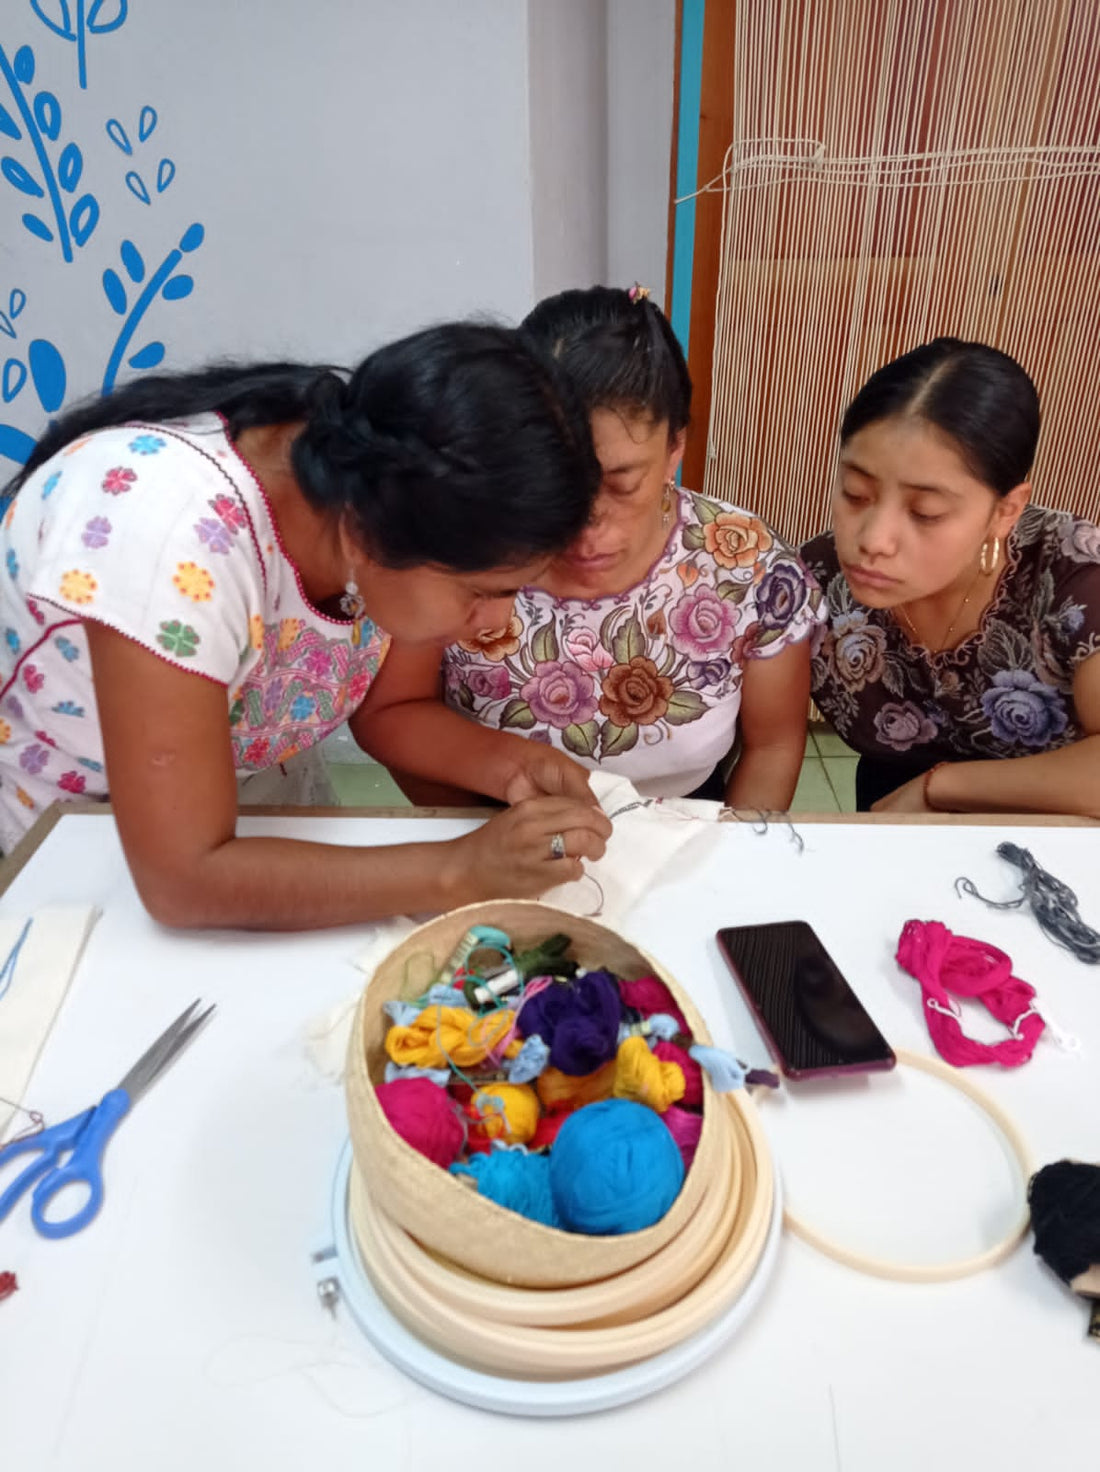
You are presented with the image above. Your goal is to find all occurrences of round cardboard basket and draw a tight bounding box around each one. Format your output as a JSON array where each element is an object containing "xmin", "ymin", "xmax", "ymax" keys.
[{"xmin": 345, "ymin": 900, "xmax": 720, "ymax": 1289}]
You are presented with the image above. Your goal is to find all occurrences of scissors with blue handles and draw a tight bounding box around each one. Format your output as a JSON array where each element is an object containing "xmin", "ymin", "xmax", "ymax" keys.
[{"xmin": 0, "ymin": 998, "xmax": 215, "ymax": 1239}]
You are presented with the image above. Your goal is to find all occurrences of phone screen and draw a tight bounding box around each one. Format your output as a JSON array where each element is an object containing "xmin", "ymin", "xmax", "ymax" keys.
[{"xmin": 716, "ymin": 921, "xmax": 895, "ymax": 1079}]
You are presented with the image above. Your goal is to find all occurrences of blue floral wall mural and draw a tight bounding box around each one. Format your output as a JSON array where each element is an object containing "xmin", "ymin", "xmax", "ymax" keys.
[
  {"xmin": 30, "ymin": 0, "xmax": 128, "ymax": 91},
  {"xmin": 1, "ymin": 3, "xmax": 206, "ymax": 475}
]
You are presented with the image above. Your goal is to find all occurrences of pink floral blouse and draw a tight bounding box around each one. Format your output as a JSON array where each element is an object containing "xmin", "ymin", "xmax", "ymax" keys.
[
  {"xmin": 0, "ymin": 415, "xmax": 389, "ymax": 849},
  {"xmin": 442, "ymin": 487, "xmax": 824, "ymax": 797}
]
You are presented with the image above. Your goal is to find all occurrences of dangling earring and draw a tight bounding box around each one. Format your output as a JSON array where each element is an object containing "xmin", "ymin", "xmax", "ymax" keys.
[
  {"xmin": 340, "ymin": 574, "xmax": 365, "ymax": 619},
  {"xmin": 979, "ymin": 536, "xmax": 1001, "ymax": 576},
  {"xmin": 341, "ymin": 573, "xmax": 366, "ymax": 646},
  {"xmin": 662, "ymin": 480, "xmax": 676, "ymax": 528}
]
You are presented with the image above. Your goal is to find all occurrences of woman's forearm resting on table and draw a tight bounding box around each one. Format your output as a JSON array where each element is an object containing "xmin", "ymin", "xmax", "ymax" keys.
[
  {"xmin": 928, "ymin": 654, "xmax": 1100, "ymax": 817},
  {"xmin": 84, "ymin": 621, "xmax": 592, "ymax": 929},
  {"xmin": 928, "ymin": 735, "xmax": 1100, "ymax": 818}
]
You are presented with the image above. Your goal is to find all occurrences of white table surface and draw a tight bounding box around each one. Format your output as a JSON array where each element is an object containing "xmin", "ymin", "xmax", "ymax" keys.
[{"xmin": 0, "ymin": 811, "xmax": 1097, "ymax": 1471}]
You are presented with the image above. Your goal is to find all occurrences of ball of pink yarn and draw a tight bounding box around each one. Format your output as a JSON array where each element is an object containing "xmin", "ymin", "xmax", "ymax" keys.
[
  {"xmin": 663, "ymin": 1105, "xmax": 703, "ymax": 1171},
  {"xmin": 376, "ymin": 1078, "xmax": 465, "ymax": 1168},
  {"xmin": 653, "ymin": 1040, "xmax": 702, "ymax": 1107},
  {"xmin": 618, "ymin": 976, "xmax": 688, "ymax": 1033}
]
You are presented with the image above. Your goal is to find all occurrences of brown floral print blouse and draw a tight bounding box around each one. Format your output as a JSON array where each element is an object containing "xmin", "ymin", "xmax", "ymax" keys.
[{"xmin": 802, "ymin": 505, "xmax": 1100, "ymax": 763}]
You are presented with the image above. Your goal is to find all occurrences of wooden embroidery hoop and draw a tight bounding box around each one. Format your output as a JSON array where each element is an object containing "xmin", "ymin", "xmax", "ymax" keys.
[
  {"xmin": 777, "ymin": 1047, "xmax": 1034, "ymax": 1284},
  {"xmin": 349, "ymin": 1091, "xmax": 774, "ymax": 1377}
]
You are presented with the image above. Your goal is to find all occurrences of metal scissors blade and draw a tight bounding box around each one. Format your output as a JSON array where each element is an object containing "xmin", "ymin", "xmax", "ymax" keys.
[{"xmin": 117, "ymin": 998, "xmax": 215, "ymax": 1104}]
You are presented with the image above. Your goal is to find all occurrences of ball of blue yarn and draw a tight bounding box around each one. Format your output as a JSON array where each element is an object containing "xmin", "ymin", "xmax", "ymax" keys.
[
  {"xmin": 549, "ymin": 1098, "xmax": 685, "ymax": 1235},
  {"xmin": 450, "ymin": 1149, "xmax": 561, "ymax": 1229}
]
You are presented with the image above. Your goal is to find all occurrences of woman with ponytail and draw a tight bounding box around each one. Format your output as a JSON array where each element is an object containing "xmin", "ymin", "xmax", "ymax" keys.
[
  {"xmin": 0, "ymin": 324, "xmax": 610, "ymax": 928},
  {"xmin": 361, "ymin": 287, "xmax": 823, "ymax": 808}
]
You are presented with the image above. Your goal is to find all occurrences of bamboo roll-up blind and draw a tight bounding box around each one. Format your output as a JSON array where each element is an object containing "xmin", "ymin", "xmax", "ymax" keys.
[{"xmin": 703, "ymin": 0, "xmax": 1100, "ymax": 545}]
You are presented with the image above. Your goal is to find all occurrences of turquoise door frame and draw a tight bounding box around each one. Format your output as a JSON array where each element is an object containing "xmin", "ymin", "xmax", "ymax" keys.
[{"xmin": 668, "ymin": 0, "xmax": 705, "ymax": 362}]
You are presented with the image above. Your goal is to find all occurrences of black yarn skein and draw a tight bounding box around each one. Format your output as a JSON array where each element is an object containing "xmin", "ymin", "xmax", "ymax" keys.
[{"xmin": 1028, "ymin": 1160, "xmax": 1100, "ymax": 1286}]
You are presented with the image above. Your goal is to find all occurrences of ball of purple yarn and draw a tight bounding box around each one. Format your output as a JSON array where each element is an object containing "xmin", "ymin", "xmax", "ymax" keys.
[{"xmin": 518, "ymin": 970, "xmax": 623, "ymax": 1075}]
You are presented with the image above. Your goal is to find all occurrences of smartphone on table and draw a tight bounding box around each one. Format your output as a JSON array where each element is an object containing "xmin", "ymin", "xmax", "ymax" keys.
[{"xmin": 716, "ymin": 921, "xmax": 896, "ymax": 1081}]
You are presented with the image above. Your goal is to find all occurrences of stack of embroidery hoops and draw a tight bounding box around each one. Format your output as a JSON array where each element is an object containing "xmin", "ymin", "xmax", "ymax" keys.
[{"xmin": 327, "ymin": 901, "xmax": 782, "ymax": 1416}]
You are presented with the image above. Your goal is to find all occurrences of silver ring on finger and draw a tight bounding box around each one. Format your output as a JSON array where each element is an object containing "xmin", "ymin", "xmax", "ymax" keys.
[{"xmin": 549, "ymin": 831, "xmax": 567, "ymax": 861}]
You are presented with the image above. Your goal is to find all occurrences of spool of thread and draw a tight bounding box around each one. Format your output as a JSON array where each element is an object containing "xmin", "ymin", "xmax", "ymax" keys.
[
  {"xmin": 618, "ymin": 976, "xmax": 689, "ymax": 1033},
  {"xmin": 450, "ymin": 1148, "xmax": 561, "ymax": 1228},
  {"xmin": 384, "ymin": 1004, "xmax": 516, "ymax": 1070},
  {"xmin": 612, "ymin": 1035, "xmax": 685, "ymax": 1114},
  {"xmin": 663, "ymin": 1105, "xmax": 704, "ymax": 1172},
  {"xmin": 536, "ymin": 1058, "xmax": 617, "ymax": 1114},
  {"xmin": 550, "ymin": 1099, "xmax": 686, "ymax": 1235},
  {"xmin": 518, "ymin": 970, "xmax": 623, "ymax": 1075},
  {"xmin": 469, "ymin": 1082, "xmax": 540, "ymax": 1146},
  {"xmin": 654, "ymin": 1040, "xmax": 703, "ymax": 1107},
  {"xmin": 376, "ymin": 1078, "xmax": 465, "ymax": 1168},
  {"xmin": 438, "ymin": 924, "xmax": 513, "ymax": 986}
]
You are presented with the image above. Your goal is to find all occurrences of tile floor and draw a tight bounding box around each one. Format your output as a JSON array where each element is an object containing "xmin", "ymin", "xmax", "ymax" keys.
[
  {"xmin": 327, "ymin": 724, "xmax": 860, "ymax": 813},
  {"xmin": 796, "ymin": 724, "xmax": 859, "ymax": 813}
]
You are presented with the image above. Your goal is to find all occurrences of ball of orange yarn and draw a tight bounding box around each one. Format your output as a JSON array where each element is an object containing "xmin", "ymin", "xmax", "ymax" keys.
[
  {"xmin": 612, "ymin": 1035, "xmax": 685, "ymax": 1114},
  {"xmin": 376, "ymin": 1077, "xmax": 465, "ymax": 1168},
  {"xmin": 469, "ymin": 1082, "xmax": 540, "ymax": 1146},
  {"xmin": 653, "ymin": 1040, "xmax": 703, "ymax": 1108},
  {"xmin": 536, "ymin": 1057, "xmax": 617, "ymax": 1114}
]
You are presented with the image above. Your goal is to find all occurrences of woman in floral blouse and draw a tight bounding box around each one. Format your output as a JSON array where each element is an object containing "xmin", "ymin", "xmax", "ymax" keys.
[
  {"xmin": 1, "ymin": 327, "xmax": 612, "ymax": 926},
  {"xmin": 802, "ymin": 338, "xmax": 1100, "ymax": 815},
  {"xmin": 362, "ymin": 287, "xmax": 823, "ymax": 806}
]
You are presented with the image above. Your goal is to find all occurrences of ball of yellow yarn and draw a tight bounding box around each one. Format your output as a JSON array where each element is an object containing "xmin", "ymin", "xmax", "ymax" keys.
[
  {"xmin": 470, "ymin": 1082, "xmax": 540, "ymax": 1145},
  {"xmin": 612, "ymin": 1035, "xmax": 685, "ymax": 1114},
  {"xmin": 536, "ymin": 1057, "xmax": 617, "ymax": 1113},
  {"xmin": 385, "ymin": 1006, "xmax": 515, "ymax": 1070}
]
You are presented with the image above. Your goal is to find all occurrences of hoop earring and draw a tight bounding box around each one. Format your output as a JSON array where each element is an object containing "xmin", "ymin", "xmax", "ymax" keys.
[{"xmin": 979, "ymin": 536, "xmax": 1001, "ymax": 576}]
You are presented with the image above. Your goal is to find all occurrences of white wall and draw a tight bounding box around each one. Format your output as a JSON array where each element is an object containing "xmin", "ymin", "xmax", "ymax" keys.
[
  {"xmin": 1, "ymin": 0, "xmax": 675, "ymax": 467},
  {"xmin": 1, "ymin": 0, "xmax": 535, "ymax": 452},
  {"xmin": 607, "ymin": 0, "xmax": 677, "ymax": 306},
  {"xmin": 528, "ymin": 0, "xmax": 608, "ymax": 300},
  {"xmin": 527, "ymin": 0, "xmax": 676, "ymax": 307}
]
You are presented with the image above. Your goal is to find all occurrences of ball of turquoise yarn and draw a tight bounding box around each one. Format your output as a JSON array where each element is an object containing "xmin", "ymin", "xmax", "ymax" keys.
[
  {"xmin": 549, "ymin": 1098, "xmax": 685, "ymax": 1235},
  {"xmin": 450, "ymin": 1149, "xmax": 561, "ymax": 1228}
]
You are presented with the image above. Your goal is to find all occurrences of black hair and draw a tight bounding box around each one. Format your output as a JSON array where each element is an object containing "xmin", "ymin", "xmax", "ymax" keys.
[
  {"xmin": 7, "ymin": 323, "xmax": 600, "ymax": 571},
  {"xmin": 840, "ymin": 337, "xmax": 1040, "ymax": 496},
  {"xmin": 521, "ymin": 286, "xmax": 692, "ymax": 436}
]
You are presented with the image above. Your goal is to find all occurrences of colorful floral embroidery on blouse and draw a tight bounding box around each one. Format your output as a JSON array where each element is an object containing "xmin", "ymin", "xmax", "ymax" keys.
[
  {"xmin": 802, "ymin": 505, "xmax": 1100, "ymax": 762},
  {"xmin": 443, "ymin": 489, "xmax": 824, "ymax": 799},
  {"xmin": 0, "ymin": 414, "xmax": 389, "ymax": 849}
]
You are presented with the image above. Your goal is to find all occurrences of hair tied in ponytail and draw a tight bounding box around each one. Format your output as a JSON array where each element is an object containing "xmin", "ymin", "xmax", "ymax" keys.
[
  {"xmin": 627, "ymin": 282, "xmax": 652, "ymax": 303},
  {"xmin": 307, "ymin": 369, "xmax": 351, "ymax": 420}
]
